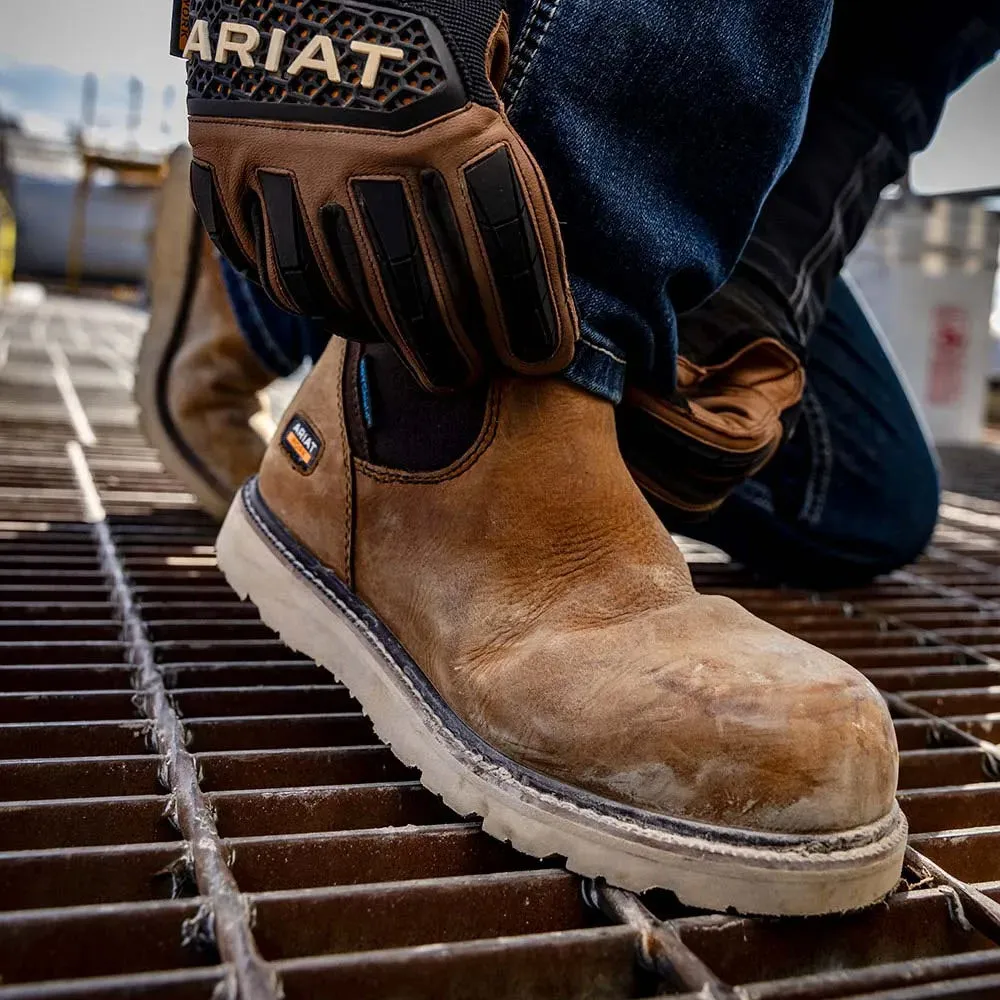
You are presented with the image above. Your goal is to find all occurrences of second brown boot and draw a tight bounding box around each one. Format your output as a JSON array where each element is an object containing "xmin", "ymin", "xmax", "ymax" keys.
[
  {"xmin": 136, "ymin": 145, "xmax": 275, "ymax": 519},
  {"xmin": 216, "ymin": 340, "xmax": 906, "ymax": 916}
]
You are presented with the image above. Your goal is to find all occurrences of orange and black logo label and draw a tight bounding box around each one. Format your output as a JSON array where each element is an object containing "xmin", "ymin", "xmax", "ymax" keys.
[
  {"xmin": 170, "ymin": 0, "xmax": 193, "ymax": 58},
  {"xmin": 281, "ymin": 415, "xmax": 324, "ymax": 474}
]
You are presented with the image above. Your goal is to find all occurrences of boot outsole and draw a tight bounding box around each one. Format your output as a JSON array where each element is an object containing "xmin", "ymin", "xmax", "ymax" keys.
[
  {"xmin": 216, "ymin": 479, "xmax": 908, "ymax": 916},
  {"xmin": 135, "ymin": 146, "xmax": 233, "ymax": 522}
]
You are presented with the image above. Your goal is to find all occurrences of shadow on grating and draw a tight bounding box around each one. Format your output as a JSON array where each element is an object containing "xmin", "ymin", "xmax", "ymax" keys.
[{"xmin": 3, "ymin": 294, "xmax": 1000, "ymax": 998}]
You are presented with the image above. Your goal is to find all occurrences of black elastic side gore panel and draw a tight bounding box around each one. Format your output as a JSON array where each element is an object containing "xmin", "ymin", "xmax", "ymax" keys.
[
  {"xmin": 465, "ymin": 148, "xmax": 558, "ymax": 365},
  {"xmin": 190, "ymin": 161, "xmax": 257, "ymax": 282},
  {"xmin": 421, "ymin": 169, "xmax": 487, "ymax": 363},
  {"xmin": 360, "ymin": 343, "xmax": 489, "ymax": 472},
  {"xmin": 341, "ymin": 341, "xmax": 372, "ymax": 461},
  {"xmin": 320, "ymin": 204, "xmax": 380, "ymax": 340},
  {"xmin": 354, "ymin": 178, "xmax": 472, "ymax": 390},
  {"xmin": 258, "ymin": 172, "xmax": 342, "ymax": 320}
]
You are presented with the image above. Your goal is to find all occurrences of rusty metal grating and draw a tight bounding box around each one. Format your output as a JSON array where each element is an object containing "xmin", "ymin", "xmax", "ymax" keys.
[{"xmin": 5, "ymin": 294, "xmax": 1000, "ymax": 998}]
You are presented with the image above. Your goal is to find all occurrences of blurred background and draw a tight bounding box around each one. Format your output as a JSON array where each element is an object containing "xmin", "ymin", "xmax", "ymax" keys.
[
  {"xmin": 0, "ymin": 0, "xmax": 999, "ymax": 444},
  {"xmin": 0, "ymin": 1, "xmax": 182, "ymax": 290}
]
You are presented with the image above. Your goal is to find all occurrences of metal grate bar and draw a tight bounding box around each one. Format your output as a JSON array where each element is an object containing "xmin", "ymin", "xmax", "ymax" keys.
[{"xmin": 91, "ymin": 499, "xmax": 278, "ymax": 998}]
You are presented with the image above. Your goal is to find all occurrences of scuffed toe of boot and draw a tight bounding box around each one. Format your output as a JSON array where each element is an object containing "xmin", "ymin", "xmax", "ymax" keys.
[
  {"xmin": 521, "ymin": 593, "xmax": 898, "ymax": 837},
  {"xmin": 455, "ymin": 586, "xmax": 898, "ymax": 839}
]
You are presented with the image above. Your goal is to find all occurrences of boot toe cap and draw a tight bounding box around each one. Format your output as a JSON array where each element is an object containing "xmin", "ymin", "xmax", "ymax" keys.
[
  {"xmin": 482, "ymin": 595, "xmax": 899, "ymax": 838},
  {"xmin": 602, "ymin": 601, "xmax": 899, "ymax": 834}
]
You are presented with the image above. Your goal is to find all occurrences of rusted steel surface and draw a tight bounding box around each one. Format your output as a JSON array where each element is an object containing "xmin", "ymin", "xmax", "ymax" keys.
[{"xmin": 5, "ymin": 295, "xmax": 1000, "ymax": 997}]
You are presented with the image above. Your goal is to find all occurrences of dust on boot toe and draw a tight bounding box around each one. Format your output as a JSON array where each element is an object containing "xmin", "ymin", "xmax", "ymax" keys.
[
  {"xmin": 215, "ymin": 338, "xmax": 906, "ymax": 916},
  {"xmin": 135, "ymin": 145, "xmax": 274, "ymax": 520}
]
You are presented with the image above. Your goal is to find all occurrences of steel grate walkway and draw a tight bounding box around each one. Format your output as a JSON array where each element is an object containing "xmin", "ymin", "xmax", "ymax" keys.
[{"xmin": 5, "ymin": 293, "xmax": 1000, "ymax": 998}]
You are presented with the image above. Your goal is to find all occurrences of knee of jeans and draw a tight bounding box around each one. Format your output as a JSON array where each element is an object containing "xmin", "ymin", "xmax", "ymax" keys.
[
  {"xmin": 766, "ymin": 436, "xmax": 941, "ymax": 591},
  {"xmin": 828, "ymin": 438, "xmax": 942, "ymax": 584}
]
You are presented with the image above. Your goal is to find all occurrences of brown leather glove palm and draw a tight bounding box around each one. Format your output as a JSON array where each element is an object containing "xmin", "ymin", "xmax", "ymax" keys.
[
  {"xmin": 619, "ymin": 284, "xmax": 806, "ymax": 519},
  {"xmin": 171, "ymin": 0, "xmax": 578, "ymax": 391}
]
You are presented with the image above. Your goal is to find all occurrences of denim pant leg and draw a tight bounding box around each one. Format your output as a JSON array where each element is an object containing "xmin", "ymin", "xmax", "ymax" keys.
[
  {"xmin": 683, "ymin": 277, "xmax": 941, "ymax": 589},
  {"xmin": 219, "ymin": 257, "xmax": 333, "ymax": 377},
  {"xmin": 505, "ymin": 0, "xmax": 833, "ymax": 401},
  {"xmin": 738, "ymin": 5, "xmax": 1000, "ymax": 350}
]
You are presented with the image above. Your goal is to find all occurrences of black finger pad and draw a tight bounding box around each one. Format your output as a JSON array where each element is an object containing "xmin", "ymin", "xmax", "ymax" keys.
[
  {"xmin": 465, "ymin": 148, "xmax": 558, "ymax": 364},
  {"xmin": 189, "ymin": 161, "xmax": 257, "ymax": 282},
  {"xmin": 258, "ymin": 171, "xmax": 342, "ymax": 319},
  {"xmin": 354, "ymin": 178, "xmax": 471, "ymax": 389}
]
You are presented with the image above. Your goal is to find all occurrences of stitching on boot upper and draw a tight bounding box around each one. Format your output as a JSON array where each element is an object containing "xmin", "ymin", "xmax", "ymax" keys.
[{"xmin": 338, "ymin": 365, "xmax": 355, "ymax": 584}]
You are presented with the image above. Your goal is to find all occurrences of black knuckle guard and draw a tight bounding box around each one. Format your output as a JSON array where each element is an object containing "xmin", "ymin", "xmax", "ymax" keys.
[
  {"xmin": 421, "ymin": 169, "xmax": 488, "ymax": 364},
  {"xmin": 354, "ymin": 179, "xmax": 473, "ymax": 390},
  {"xmin": 258, "ymin": 172, "xmax": 342, "ymax": 318}
]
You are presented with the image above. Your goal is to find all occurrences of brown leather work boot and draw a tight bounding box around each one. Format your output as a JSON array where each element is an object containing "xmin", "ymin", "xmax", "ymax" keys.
[
  {"xmin": 136, "ymin": 145, "xmax": 274, "ymax": 519},
  {"xmin": 215, "ymin": 340, "xmax": 906, "ymax": 916}
]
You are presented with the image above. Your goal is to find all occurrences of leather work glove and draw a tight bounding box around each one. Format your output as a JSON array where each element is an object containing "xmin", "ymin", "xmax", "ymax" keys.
[
  {"xmin": 618, "ymin": 284, "xmax": 806, "ymax": 519},
  {"xmin": 170, "ymin": 0, "xmax": 578, "ymax": 391}
]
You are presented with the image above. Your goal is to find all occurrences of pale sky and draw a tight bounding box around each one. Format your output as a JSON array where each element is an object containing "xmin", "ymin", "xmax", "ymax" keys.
[
  {"xmin": 0, "ymin": 0, "xmax": 187, "ymax": 149},
  {"xmin": 0, "ymin": 0, "xmax": 996, "ymax": 190},
  {"xmin": 0, "ymin": 0, "xmax": 181, "ymax": 87},
  {"xmin": 913, "ymin": 60, "xmax": 1000, "ymax": 196}
]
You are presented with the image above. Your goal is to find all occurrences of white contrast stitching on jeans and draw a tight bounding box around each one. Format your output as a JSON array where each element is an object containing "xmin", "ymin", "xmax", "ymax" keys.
[
  {"xmin": 505, "ymin": 0, "xmax": 547, "ymax": 101},
  {"xmin": 581, "ymin": 337, "xmax": 626, "ymax": 366},
  {"xmin": 506, "ymin": 0, "xmax": 566, "ymax": 112},
  {"xmin": 800, "ymin": 388, "xmax": 834, "ymax": 526},
  {"xmin": 788, "ymin": 135, "xmax": 894, "ymax": 325}
]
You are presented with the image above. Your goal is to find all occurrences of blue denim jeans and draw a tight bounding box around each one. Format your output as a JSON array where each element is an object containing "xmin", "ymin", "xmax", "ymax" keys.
[
  {"xmin": 502, "ymin": 0, "xmax": 832, "ymax": 401},
  {"xmin": 738, "ymin": 4, "xmax": 1000, "ymax": 352}
]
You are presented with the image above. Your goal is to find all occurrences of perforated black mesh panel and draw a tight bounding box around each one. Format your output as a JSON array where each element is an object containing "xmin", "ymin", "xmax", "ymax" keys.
[{"xmin": 187, "ymin": 1, "xmax": 452, "ymax": 114}]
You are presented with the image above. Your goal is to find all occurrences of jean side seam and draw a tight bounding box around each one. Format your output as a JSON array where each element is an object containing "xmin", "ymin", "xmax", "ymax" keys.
[
  {"xmin": 800, "ymin": 388, "xmax": 834, "ymax": 525},
  {"xmin": 505, "ymin": 0, "xmax": 565, "ymax": 112},
  {"xmin": 788, "ymin": 133, "xmax": 895, "ymax": 325},
  {"xmin": 738, "ymin": 479, "xmax": 777, "ymax": 516}
]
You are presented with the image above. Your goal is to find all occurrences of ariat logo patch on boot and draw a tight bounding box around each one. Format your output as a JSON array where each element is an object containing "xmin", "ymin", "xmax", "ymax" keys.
[{"xmin": 281, "ymin": 415, "xmax": 324, "ymax": 474}]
